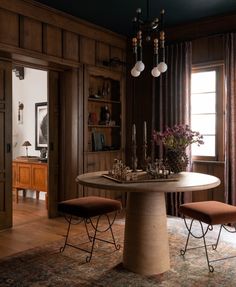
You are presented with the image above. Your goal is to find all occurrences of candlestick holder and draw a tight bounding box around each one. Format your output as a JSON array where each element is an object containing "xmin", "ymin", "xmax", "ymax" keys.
[
  {"xmin": 141, "ymin": 120, "xmax": 148, "ymax": 170},
  {"xmin": 131, "ymin": 141, "xmax": 138, "ymax": 171},
  {"xmin": 141, "ymin": 141, "xmax": 148, "ymax": 170},
  {"xmin": 131, "ymin": 123, "xmax": 138, "ymax": 171}
]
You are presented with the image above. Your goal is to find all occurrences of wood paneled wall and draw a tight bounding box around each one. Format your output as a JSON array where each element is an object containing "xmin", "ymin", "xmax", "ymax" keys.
[
  {"xmin": 192, "ymin": 34, "xmax": 224, "ymax": 64},
  {"xmin": 192, "ymin": 161, "xmax": 225, "ymax": 203},
  {"xmin": 0, "ymin": 0, "xmax": 127, "ymax": 217},
  {"xmin": 0, "ymin": 1, "xmax": 126, "ymax": 68},
  {"xmin": 166, "ymin": 12, "xmax": 236, "ymax": 43}
]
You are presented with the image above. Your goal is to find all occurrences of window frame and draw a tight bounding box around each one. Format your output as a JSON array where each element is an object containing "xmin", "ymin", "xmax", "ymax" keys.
[{"xmin": 191, "ymin": 63, "xmax": 225, "ymax": 162}]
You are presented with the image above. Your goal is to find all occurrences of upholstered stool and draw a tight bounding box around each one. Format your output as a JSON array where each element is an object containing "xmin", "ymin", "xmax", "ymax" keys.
[
  {"xmin": 58, "ymin": 196, "xmax": 122, "ymax": 262},
  {"xmin": 179, "ymin": 201, "xmax": 236, "ymax": 272}
]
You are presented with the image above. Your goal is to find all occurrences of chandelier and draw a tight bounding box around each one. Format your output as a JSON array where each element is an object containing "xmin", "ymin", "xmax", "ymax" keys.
[{"xmin": 131, "ymin": 1, "xmax": 168, "ymax": 78}]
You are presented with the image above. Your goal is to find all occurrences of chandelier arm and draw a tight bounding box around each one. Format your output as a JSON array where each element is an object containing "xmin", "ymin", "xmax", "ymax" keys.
[
  {"xmin": 153, "ymin": 38, "xmax": 158, "ymax": 66},
  {"xmin": 132, "ymin": 37, "xmax": 138, "ymax": 63},
  {"xmin": 160, "ymin": 10, "xmax": 166, "ymax": 63},
  {"xmin": 146, "ymin": 0, "xmax": 150, "ymax": 20},
  {"xmin": 160, "ymin": 10, "xmax": 165, "ymax": 31},
  {"xmin": 160, "ymin": 31, "xmax": 165, "ymax": 63},
  {"xmin": 136, "ymin": 31, "xmax": 143, "ymax": 63},
  {"xmin": 131, "ymin": 3, "xmax": 167, "ymax": 77}
]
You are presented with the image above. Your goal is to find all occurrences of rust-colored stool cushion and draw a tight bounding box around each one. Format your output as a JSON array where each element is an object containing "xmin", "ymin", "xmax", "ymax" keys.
[
  {"xmin": 58, "ymin": 196, "xmax": 122, "ymax": 218},
  {"xmin": 179, "ymin": 201, "xmax": 236, "ymax": 225}
]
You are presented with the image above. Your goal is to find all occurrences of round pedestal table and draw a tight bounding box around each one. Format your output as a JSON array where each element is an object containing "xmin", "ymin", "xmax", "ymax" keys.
[{"xmin": 76, "ymin": 171, "xmax": 220, "ymax": 276}]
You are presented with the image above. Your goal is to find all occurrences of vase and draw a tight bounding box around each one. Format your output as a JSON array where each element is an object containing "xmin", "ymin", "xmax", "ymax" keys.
[{"xmin": 166, "ymin": 149, "xmax": 189, "ymax": 173}]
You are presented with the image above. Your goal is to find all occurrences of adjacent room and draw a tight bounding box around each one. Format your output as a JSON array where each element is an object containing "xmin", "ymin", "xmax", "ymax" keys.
[{"xmin": 12, "ymin": 67, "xmax": 48, "ymax": 226}]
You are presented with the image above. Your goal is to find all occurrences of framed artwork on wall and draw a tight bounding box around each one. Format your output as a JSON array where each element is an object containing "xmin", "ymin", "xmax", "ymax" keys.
[{"xmin": 35, "ymin": 102, "xmax": 47, "ymax": 150}]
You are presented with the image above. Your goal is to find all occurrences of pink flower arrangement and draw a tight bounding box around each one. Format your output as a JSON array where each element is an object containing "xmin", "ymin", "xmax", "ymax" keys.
[{"xmin": 153, "ymin": 124, "xmax": 204, "ymax": 151}]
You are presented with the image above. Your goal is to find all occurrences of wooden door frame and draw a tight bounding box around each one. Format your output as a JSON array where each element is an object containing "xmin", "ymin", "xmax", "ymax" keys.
[
  {"xmin": 0, "ymin": 60, "xmax": 13, "ymax": 230},
  {"xmin": 9, "ymin": 57, "xmax": 81, "ymax": 222},
  {"xmin": 11, "ymin": 61, "xmax": 59, "ymax": 219}
]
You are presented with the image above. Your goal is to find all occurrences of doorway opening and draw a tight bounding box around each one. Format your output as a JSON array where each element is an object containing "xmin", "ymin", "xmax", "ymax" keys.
[{"xmin": 12, "ymin": 66, "xmax": 48, "ymax": 226}]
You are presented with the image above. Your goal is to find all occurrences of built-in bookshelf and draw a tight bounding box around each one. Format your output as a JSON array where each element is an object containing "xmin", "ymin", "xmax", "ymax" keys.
[
  {"xmin": 83, "ymin": 66, "xmax": 125, "ymax": 200},
  {"xmin": 87, "ymin": 75, "xmax": 121, "ymax": 152}
]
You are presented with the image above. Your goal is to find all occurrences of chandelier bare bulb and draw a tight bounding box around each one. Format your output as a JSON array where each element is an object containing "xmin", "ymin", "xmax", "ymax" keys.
[
  {"xmin": 151, "ymin": 67, "xmax": 161, "ymax": 77},
  {"xmin": 131, "ymin": 3, "xmax": 167, "ymax": 78},
  {"xmin": 134, "ymin": 60, "xmax": 145, "ymax": 72},
  {"xmin": 131, "ymin": 67, "xmax": 140, "ymax": 77},
  {"xmin": 157, "ymin": 62, "xmax": 168, "ymax": 73}
]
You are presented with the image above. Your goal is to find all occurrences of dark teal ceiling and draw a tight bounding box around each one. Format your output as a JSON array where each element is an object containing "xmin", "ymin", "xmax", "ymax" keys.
[{"xmin": 34, "ymin": 0, "xmax": 236, "ymax": 36}]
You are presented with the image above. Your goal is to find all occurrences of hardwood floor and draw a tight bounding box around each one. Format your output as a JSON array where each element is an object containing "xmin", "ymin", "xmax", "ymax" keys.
[
  {"xmin": 0, "ymin": 195, "xmax": 125, "ymax": 260},
  {"xmin": 0, "ymin": 196, "xmax": 80, "ymax": 259}
]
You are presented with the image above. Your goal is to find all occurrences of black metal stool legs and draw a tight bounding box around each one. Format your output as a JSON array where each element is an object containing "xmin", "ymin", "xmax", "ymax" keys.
[
  {"xmin": 60, "ymin": 214, "xmax": 73, "ymax": 253},
  {"xmin": 85, "ymin": 215, "xmax": 100, "ymax": 262},
  {"xmin": 84, "ymin": 212, "xmax": 121, "ymax": 261},
  {"xmin": 107, "ymin": 212, "xmax": 121, "ymax": 251},
  {"xmin": 180, "ymin": 217, "xmax": 215, "ymax": 272},
  {"xmin": 60, "ymin": 212, "xmax": 120, "ymax": 262},
  {"xmin": 180, "ymin": 217, "xmax": 236, "ymax": 272},
  {"xmin": 60, "ymin": 214, "xmax": 84, "ymax": 253}
]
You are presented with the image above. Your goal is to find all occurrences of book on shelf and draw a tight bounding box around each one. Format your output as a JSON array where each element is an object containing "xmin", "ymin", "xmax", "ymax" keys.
[{"xmin": 92, "ymin": 131, "xmax": 105, "ymax": 151}]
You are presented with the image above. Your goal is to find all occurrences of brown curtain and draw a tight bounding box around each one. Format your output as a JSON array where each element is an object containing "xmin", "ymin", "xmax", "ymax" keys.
[
  {"xmin": 155, "ymin": 41, "xmax": 192, "ymax": 216},
  {"xmin": 224, "ymin": 33, "xmax": 236, "ymax": 206}
]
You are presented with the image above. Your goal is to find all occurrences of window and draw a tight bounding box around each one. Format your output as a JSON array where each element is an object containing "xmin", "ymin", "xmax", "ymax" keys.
[{"xmin": 190, "ymin": 64, "xmax": 225, "ymax": 161}]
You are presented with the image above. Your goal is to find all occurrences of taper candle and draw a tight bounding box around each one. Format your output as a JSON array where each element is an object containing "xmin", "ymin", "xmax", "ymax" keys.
[
  {"xmin": 131, "ymin": 123, "xmax": 137, "ymax": 171},
  {"xmin": 143, "ymin": 121, "xmax": 147, "ymax": 143},
  {"xmin": 132, "ymin": 124, "xmax": 136, "ymax": 143}
]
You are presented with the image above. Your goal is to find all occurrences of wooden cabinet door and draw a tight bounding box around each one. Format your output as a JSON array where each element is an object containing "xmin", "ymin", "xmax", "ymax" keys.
[
  {"xmin": 31, "ymin": 164, "xmax": 47, "ymax": 192},
  {"xmin": 0, "ymin": 61, "xmax": 12, "ymax": 230},
  {"xmin": 12, "ymin": 162, "xmax": 17, "ymax": 188},
  {"xmin": 17, "ymin": 163, "xmax": 31, "ymax": 189}
]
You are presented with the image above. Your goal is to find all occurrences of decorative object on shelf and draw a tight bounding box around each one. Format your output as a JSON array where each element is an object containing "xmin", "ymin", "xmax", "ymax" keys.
[
  {"xmin": 131, "ymin": 0, "xmax": 167, "ymax": 77},
  {"xmin": 88, "ymin": 112, "xmax": 98, "ymax": 125},
  {"xmin": 92, "ymin": 131, "xmax": 105, "ymax": 151},
  {"xmin": 153, "ymin": 124, "xmax": 204, "ymax": 173},
  {"xmin": 22, "ymin": 141, "xmax": 31, "ymax": 157},
  {"xmin": 131, "ymin": 124, "xmax": 138, "ymax": 171},
  {"xmin": 101, "ymin": 82, "xmax": 106, "ymax": 98},
  {"xmin": 100, "ymin": 106, "xmax": 111, "ymax": 125},
  {"xmin": 35, "ymin": 102, "xmax": 48, "ymax": 150},
  {"xmin": 89, "ymin": 87, "xmax": 100, "ymax": 99},
  {"xmin": 40, "ymin": 147, "xmax": 47, "ymax": 159},
  {"xmin": 101, "ymin": 81, "xmax": 110, "ymax": 98},
  {"xmin": 18, "ymin": 102, "xmax": 24, "ymax": 124}
]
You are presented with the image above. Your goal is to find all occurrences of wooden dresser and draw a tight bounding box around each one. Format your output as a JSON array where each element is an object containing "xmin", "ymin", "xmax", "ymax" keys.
[{"xmin": 12, "ymin": 158, "xmax": 48, "ymax": 207}]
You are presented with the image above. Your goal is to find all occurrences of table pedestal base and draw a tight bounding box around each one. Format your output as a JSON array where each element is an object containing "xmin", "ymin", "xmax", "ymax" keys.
[{"xmin": 123, "ymin": 192, "xmax": 170, "ymax": 275}]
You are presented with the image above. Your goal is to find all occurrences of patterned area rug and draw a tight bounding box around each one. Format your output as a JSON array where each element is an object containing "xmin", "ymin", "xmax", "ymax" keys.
[{"xmin": 1, "ymin": 216, "xmax": 236, "ymax": 287}]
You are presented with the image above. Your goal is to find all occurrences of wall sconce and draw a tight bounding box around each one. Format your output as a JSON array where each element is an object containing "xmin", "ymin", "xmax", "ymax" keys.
[
  {"xmin": 13, "ymin": 66, "xmax": 24, "ymax": 80},
  {"xmin": 18, "ymin": 102, "xmax": 24, "ymax": 124},
  {"xmin": 22, "ymin": 141, "xmax": 31, "ymax": 157}
]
